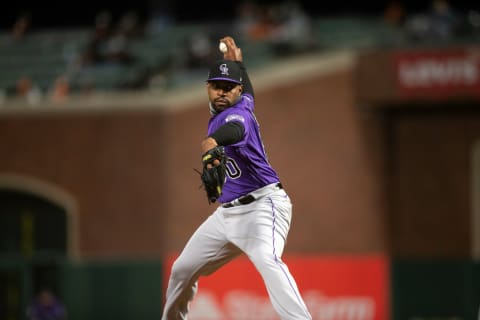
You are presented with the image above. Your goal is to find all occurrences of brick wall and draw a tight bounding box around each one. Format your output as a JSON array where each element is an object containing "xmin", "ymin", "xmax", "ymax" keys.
[{"xmin": 0, "ymin": 68, "xmax": 388, "ymax": 258}]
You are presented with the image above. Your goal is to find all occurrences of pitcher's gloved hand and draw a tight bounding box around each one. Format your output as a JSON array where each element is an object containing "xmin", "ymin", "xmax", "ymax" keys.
[{"xmin": 200, "ymin": 146, "xmax": 227, "ymax": 204}]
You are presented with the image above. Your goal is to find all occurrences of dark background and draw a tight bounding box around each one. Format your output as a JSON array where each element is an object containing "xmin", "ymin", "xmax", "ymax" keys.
[{"xmin": 1, "ymin": 0, "xmax": 478, "ymax": 30}]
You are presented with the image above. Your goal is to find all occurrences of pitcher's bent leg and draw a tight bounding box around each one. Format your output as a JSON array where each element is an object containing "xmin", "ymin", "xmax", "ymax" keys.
[
  {"xmin": 162, "ymin": 259, "xmax": 199, "ymax": 320},
  {"xmin": 161, "ymin": 211, "xmax": 241, "ymax": 320}
]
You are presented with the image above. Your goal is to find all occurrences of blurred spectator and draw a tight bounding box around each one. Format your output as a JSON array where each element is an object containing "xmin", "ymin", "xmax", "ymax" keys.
[
  {"xmin": 49, "ymin": 75, "xmax": 70, "ymax": 104},
  {"xmin": 428, "ymin": 0, "xmax": 461, "ymax": 40},
  {"xmin": 383, "ymin": 0, "xmax": 406, "ymax": 27},
  {"xmin": 15, "ymin": 76, "xmax": 33, "ymax": 97},
  {"xmin": 104, "ymin": 11, "xmax": 142, "ymax": 65},
  {"xmin": 145, "ymin": 0, "xmax": 175, "ymax": 34},
  {"xmin": 11, "ymin": 12, "xmax": 31, "ymax": 41},
  {"xmin": 380, "ymin": 0, "xmax": 409, "ymax": 47},
  {"xmin": 234, "ymin": 0, "xmax": 315, "ymax": 55},
  {"xmin": 117, "ymin": 11, "xmax": 144, "ymax": 39},
  {"xmin": 104, "ymin": 31, "xmax": 134, "ymax": 65},
  {"xmin": 26, "ymin": 288, "xmax": 67, "ymax": 320},
  {"xmin": 234, "ymin": 1, "xmax": 276, "ymax": 41},
  {"xmin": 268, "ymin": 0, "xmax": 316, "ymax": 56},
  {"xmin": 14, "ymin": 76, "xmax": 43, "ymax": 105},
  {"xmin": 233, "ymin": 1, "xmax": 262, "ymax": 40},
  {"xmin": 404, "ymin": 0, "xmax": 461, "ymax": 42},
  {"xmin": 79, "ymin": 11, "xmax": 113, "ymax": 66},
  {"xmin": 183, "ymin": 31, "xmax": 216, "ymax": 69},
  {"xmin": 466, "ymin": 9, "xmax": 480, "ymax": 34}
]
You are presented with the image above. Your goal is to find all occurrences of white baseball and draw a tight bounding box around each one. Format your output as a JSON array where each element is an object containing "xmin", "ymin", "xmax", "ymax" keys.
[{"xmin": 219, "ymin": 42, "xmax": 228, "ymax": 53}]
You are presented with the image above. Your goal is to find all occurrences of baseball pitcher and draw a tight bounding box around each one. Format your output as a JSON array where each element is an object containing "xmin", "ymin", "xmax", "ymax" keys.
[{"xmin": 161, "ymin": 36, "xmax": 312, "ymax": 320}]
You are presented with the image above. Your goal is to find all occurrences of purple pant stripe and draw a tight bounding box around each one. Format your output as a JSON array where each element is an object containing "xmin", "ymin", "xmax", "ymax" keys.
[{"xmin": 268, "ymin": 197, "xmax": 310, "ymax": 318}]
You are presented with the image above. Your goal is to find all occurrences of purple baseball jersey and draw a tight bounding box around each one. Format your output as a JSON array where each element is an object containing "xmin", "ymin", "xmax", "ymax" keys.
[{"xmin": 207, "ymin": 93, "xmax": 280, "ymax": 203}]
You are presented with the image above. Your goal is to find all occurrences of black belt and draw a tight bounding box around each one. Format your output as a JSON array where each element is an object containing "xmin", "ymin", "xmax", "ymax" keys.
[{"xmin": 222, "ymin": 183, "xmax": 283, "ymax": 208}]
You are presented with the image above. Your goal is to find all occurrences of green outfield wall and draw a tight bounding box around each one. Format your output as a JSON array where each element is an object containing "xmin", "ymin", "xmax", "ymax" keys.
[{"xmin": 391, "ymin": 259, "xmax": 480, "ymax": 320}]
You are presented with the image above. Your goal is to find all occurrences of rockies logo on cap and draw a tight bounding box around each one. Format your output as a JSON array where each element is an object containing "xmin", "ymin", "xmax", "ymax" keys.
[{"xmin": 219, "ymin": 64, "xmax": 229, "ymax": 76}]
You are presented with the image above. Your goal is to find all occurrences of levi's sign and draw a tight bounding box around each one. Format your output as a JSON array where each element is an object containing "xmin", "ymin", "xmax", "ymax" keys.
[{"xmin": 393, "ymin": 49, "xmax": 480, "ymax": 98}]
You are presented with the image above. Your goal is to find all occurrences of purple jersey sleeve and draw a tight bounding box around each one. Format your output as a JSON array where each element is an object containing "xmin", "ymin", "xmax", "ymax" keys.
[{"xmin": 207, "ymin": 93, "xmax": 280, "ymax": 203}]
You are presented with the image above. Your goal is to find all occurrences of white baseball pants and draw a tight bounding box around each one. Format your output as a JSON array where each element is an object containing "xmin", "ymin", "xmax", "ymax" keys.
[{"xmin": 161, "ymin": 185, "xmax": 312, "ymax": 320}]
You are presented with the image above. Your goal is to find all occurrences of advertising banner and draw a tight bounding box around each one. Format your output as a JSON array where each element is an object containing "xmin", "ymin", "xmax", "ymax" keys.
[
  {"xmin": 393, "ymin": 48, "xmax": 480, "ymax": 99},
  {"xmin": 164, "ymin": 254, "xmax": 389, "ymax": 320}
]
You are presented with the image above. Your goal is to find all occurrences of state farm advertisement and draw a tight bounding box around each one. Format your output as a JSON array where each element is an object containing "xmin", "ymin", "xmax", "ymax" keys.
[
  {"xmin": 393, "ymin": 48, "xmax": 480, "ymax": 98},
  {"xmin": 164, "ymin": 255, "xmax": 389, "ymax": 320}
]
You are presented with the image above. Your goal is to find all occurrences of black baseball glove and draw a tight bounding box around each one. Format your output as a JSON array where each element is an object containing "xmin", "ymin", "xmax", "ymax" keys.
[{"xmin": 199, "ymin": 146, "xmax": 227, "ymax": 204}]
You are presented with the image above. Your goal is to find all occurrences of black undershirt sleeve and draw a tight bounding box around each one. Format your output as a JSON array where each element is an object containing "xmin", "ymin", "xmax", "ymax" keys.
[
  {"xmin": 235, "ymin": 61, "xmax": 254, "ymax": 98},
  {"xmin": 209, "ymin": 121, "xmax": 245, "ymax": 146}
]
